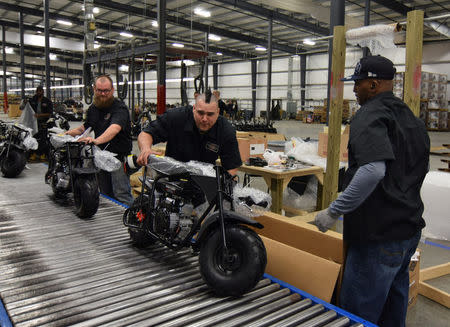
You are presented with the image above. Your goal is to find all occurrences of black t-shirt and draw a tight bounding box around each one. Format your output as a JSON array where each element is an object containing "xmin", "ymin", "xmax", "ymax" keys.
[
  {"xmin": 84, "ymin": 98, "xmax": 132, "ymax": 157},
  {"xmin": 142, "ymin": 106, "xmax": 242, "ymax": 170},
  {"xmin": 343, "ymin": 91, "xmax": 429, "ymax": 242},
  {"xmin": 218, "ymin": 99, "xmax": 227, "ymax": 116},
  {"xmin": 29, "ymin": 95, "xmax": 53, "ymax": 126}
]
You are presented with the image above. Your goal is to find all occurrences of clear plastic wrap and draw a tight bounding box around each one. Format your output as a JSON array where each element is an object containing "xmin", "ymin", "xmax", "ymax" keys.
[
  {"xmin": 263, "ymin": 149, "xmax": 286, "ymax": 165},
  {"xmin": 284, "ymin": 137, "xmax": 346, "ymax": 170},
  {"xmin": 147, "ymin": 155, "xmax": 202, "ymax": 176},
  {"xmin": 346, "ymin": 24, "xmax": 397, "ymax": 55},
  {"xmin": 17, "ymin": 103, "xmax": 38, "ymax": 136},
  {"xmin": 50, "ymin": 134, "xmax": 76, "ymax": 148},
  {"xmin": 186, "ymin": 160, "xmax": 216, "ymax": 177},
  {"xmin": 23, "ymin": 135, "xmax": 38, "ymax": 150},
  {"xmin": 233, "ymin": 184, "xmax": 272, "ymax": 217},
  {"xmin": 93, "ymin": 146, "xmax": 122, "ymax": 172},
  {"xmin": 283, "ymin": 176, "xmax": 318, "ymax": 212}
]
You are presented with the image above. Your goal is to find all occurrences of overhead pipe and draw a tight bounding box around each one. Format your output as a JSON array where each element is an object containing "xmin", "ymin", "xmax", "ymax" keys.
[
  {"xmin": 363, "ymin": 0, "xmax": 371, "ymax": 57},
  {"xmin": 204, "ymin": 30, "xmax": 209, "ymax": 90}
]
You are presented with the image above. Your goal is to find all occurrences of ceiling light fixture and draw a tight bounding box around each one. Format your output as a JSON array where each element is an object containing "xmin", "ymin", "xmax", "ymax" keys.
[
  {"xmin": 216, "ymin": 52, "xmax": 223, "ymax": 56},
  {"xmin": 194, "ymin": 7, "xmax": 211, "ymax": 18},
  {"xmin": 4, "ymin": 47, "xmax": 14, "ymax": 54},
  {"xmin": 81, "ymin": 5, "xmax": 100, "ymax": 14},
  {"xmin": 303, "ymin": 39, "xmax": 316, "ymax": 46},
  {"xmin": 119, "ymin": 64, "xmax": 129, "ymax": 72},
  {"xmin": 49, "ymin": 54, "xmax": 57, "ymax": 60},
  {"xmin": 255, "ymin": 46, "xmax": 266, "ymax": 51},
  {"xmin": 56, "ymin": 20, "xmax": 72, "ymax": 26},
  {"xmin": 208, "ymin": 34, "xmax": 221, "ymax": 41},
  {"xmin": 152, "ymin": 21, "xmax": 158, "ymax": 27},
  {"xmin": 120, "ymin": 31, "xmax": 133, "ymax": 38},
  {"xmin": 172, "ymin": 43, "xmax": 184, "ymax": 48}
]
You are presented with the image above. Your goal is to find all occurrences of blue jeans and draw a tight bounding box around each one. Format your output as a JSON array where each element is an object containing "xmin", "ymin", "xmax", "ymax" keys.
[
  {"xmin": 97, "ymin": 167, "xmax": 133, "ymax": 207},
  {"xmin": 340, "ymin": 230, "xmax": 421, "ymax": 327}
]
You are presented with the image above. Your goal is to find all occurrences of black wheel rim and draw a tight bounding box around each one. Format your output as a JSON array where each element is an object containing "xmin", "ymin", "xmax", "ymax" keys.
[{"xmin": 214, "ymin": 246, "xmax": 242, "ymax": 273}]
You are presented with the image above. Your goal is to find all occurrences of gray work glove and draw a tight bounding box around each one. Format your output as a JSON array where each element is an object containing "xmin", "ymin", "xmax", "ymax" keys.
[{"xmin": 314, "ymin": 208, "xmax": 341, "ymax": 233}]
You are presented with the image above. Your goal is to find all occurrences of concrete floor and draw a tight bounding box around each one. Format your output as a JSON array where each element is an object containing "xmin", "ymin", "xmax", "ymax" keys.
[{"xmin": 2, "ymin": 112, "xmax": 449, "ymax": 326}]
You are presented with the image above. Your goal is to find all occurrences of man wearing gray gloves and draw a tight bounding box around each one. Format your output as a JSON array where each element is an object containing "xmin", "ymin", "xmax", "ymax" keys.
[{"xmin": 315, "ymin": 56, "xmax": 429, "ymax": 327}]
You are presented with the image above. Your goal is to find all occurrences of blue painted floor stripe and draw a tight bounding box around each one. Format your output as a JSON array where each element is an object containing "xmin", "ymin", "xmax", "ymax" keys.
[
  {"xmin": 424, "ymin": 239, "xmax": 450, "ymax": 251},
  {"xmin": 0, "ymin": 297, "xmax": 12, "ymax": 327},
  {"xmin": 264, "ymin": 273, "xmax": 378, "ymax": 327}
]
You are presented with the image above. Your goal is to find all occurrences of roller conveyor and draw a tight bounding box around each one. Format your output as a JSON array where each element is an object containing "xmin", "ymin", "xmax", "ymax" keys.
[{"xmin": 0, "ymin": 164, "xmax": 375, "ymax": 326}]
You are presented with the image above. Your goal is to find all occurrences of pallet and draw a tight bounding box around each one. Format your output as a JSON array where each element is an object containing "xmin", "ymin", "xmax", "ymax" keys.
[{"xmin": 419, "ymin": 262, "xmax": 450, "ymax": 308}]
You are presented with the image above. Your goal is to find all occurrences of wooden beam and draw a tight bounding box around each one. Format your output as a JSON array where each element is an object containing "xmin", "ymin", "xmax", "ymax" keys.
[
  {"xmin": 323, "ymin": 25, "xmax": 346, "ymax": 207},
  {"xmin": 404, "ymin": 10, "xmax": 424, "ymax": 117},
  {"xmin": 420, "ymin": 262, "xmax": 450, "ymax": 281},
  {"xmin": 419, "ymin": 281, "xmax": 450, "ymax": 308}
]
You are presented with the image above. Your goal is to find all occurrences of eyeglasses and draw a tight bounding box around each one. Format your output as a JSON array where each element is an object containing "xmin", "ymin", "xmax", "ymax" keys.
[{"xmin": 95, "ymin": 88, "xmax": 112, "ymax": 94}]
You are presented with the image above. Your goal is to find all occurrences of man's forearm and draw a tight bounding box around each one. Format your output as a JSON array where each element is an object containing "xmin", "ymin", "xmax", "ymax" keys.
[
  {"xmin": 66, "ymin": 125, "xmax": 85, "ymax": 136},
  {"xmin": 138, "ymin": 132, "xmax": 154, "ymax": 151},
  {"xmin": 94, "ymin": 124, "xmax": 121, "ymax": 145}
]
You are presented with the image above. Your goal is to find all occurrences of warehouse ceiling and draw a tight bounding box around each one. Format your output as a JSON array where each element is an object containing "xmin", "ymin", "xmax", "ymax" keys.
[{"xmin": 0, "ymin": 0, "xmax": 449, "ymax": 80}]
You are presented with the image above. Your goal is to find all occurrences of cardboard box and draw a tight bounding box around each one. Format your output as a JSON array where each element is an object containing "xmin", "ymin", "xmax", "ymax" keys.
[
  {"xmin": 237, "ymin": 137, "xmax": 267, "ymax": 163},
  {"xmin": 253, "ymin": 211, "xmax": 344, "ymax": 303},
  {"xmin": 408, "ymin": 250, "xmax": 420, "ymax": 309},
  {"xmin": 8, "ymin": 104, "xmax": 21, "ymax": 118},
  {"xmin": 318, "ymin": 125, "xmax": 349, "ymax": 162}
]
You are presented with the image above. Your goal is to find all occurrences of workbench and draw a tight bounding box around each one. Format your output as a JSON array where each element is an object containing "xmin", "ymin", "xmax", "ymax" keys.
[{"xmin": 238, "ymin": 164, "xmax": 324, "ymax": 214}]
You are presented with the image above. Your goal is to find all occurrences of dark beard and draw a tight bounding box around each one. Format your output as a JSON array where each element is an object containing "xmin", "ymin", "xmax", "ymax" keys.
[{"xmin": 94, "ymin": 95, "xmax": 114, "ymax": 109}]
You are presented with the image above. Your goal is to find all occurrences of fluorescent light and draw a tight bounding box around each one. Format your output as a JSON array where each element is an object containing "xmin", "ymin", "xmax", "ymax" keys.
[
  {"xmin": 4, "ymin": 47, "xmax": 14, "ymax": 54},
  {"xmin": 209, "ymin": 34, "xmax": 221, "ymax": 41},
  {"xmin": 120, "ymin": 31, "xmax": 133, "ymax": 38},
  {"xmin": 255, "ymin": 46, "xmax": 266, "ymax": 51},
  {"xmin": 216, "ymin": 52, "xmax": 223, "ymax": 56},
  {"xmin": 152, "ymin": 20, "xmax": 158, "ymax": 27},
  {"xmin": 93, "ymin": 41, "xmax": 101, "ymax": 49},
  {"xmin": 172, "ymin": 43, "xmax": 184, "ymax": 48},
  {"xmin": 49, "ymin": 54, "xmax": 57, "ymax": 60},
  {"xmin": 56, "ymin": 20, "xmax": 72, "ymax": 26},
  {"xmin": 167, "ymin": 60, "xmax": 195, "ymax": 67},
  {"xmin": 194, "ymin": 7, "xmax": 211, "ymax": 18},
  {"xmin": 119, "ymin": 64, "xmax": 129, "ymax": 72},
  {"xmin": 303, "ymin": 38, "xmax": 316, "ymax": 46},
  {"xmin": 81, "ymin": 5, "xmax": 100, "ymax": 14}
]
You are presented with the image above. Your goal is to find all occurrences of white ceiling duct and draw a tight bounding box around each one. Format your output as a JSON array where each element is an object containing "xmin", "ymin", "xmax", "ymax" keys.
[{"xmin": 425, "ymin": 21, "xmax": 450, "ymax": 39}]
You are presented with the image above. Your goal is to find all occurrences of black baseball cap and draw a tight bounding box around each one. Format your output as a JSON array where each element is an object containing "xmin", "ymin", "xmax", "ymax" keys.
[{"xmin": 341, "ymin": 55, "xmax": 396, "ymax": 81}]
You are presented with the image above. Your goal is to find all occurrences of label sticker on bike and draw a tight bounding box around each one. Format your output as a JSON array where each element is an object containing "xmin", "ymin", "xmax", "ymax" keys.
[
  {"xmin": 206, "ymin": 142, "xmax": 219, "ymax": 153},
  {"xmin": 104, "ymin": 113, "xmax": 111, "ymax": 120}
]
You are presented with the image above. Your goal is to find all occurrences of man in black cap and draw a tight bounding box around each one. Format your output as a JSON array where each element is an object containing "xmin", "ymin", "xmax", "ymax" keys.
[{"xmin": 314, "ymin": 55, "xmax": 429, "ymax": 327}]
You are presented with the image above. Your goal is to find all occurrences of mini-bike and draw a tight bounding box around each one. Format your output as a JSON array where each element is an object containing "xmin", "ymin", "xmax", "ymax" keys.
[
  {"xmin": 46, "ymin": 138, "xmax": 99, "ymax": 218},
  {"xmin": 0, "ymin": 121, "xmax": 31, "ymax": 178},
  {"xmin": 123, "ymin": 155, "xmax": 267, "ymax": 297}
]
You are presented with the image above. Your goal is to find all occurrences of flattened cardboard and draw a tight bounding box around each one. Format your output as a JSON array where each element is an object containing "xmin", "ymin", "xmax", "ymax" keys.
[
  {"xmin": 237, "ymin": 137, "xmax": 267, "ymax": 162},
  {"xmin": 254, "ymin": 211, "xmax": 344, "ymax": 264},
  {"xmin": 261, "ymin": 235, "xmax": 341, "ymax": 303}
]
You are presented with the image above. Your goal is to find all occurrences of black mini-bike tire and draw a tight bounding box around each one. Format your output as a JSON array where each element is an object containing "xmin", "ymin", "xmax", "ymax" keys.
[
  {"xmin": 1, "ymin": 149, "xmax": 27, "ymax": 178},
  {"xmin": 199, "ymin": 224, "xmax": 267, "ymax": 297},
  {"xmin": 73, "ymin": 176, "xmax": 99, "ymax": 218},
  {"xmin": 127, "ymin": 195, "xmax": 157, "ymax": 248}
]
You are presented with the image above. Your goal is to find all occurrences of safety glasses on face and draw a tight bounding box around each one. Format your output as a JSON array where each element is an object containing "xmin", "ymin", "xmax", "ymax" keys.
[{"xmin": 95, "ymin": 88, "xmax": 112, "ymax": 94}]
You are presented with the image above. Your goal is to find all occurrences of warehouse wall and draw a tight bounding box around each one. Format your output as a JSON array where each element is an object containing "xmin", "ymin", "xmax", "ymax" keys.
[{"xmin": 121, "ymin": 41, "xmax": 450, "ymax": 116}]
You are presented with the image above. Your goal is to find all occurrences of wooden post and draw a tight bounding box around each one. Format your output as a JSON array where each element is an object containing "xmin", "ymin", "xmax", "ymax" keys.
[
  {"xmin": 323, "ymin": 26, "xmax": 346, "ymax": 207},
  {"xmin": 404, "ymin": 10, "xmax": 424, "ymax": 117}
]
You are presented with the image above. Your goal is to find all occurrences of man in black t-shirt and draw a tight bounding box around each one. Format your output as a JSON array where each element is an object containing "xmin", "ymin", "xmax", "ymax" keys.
[
  {"xmin": 66, "ymin": 75, "xmax": 133, "ymax": 206},
  {"xmin": 21, "ymin": 85, "xmax": 53, "ymax": 159},
  {"xmin": 314, "ymin": 56, "xmax": 429, "ymax": 327},
  {"xmin": 137, "ymin": 90, "xmax": 242, "ymax": 176}
]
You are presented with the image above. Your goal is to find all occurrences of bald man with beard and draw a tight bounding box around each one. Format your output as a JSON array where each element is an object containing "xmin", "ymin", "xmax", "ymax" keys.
[{"xmin": 66, "ymin": 75, "xmax": 133, "ymax": 206}]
